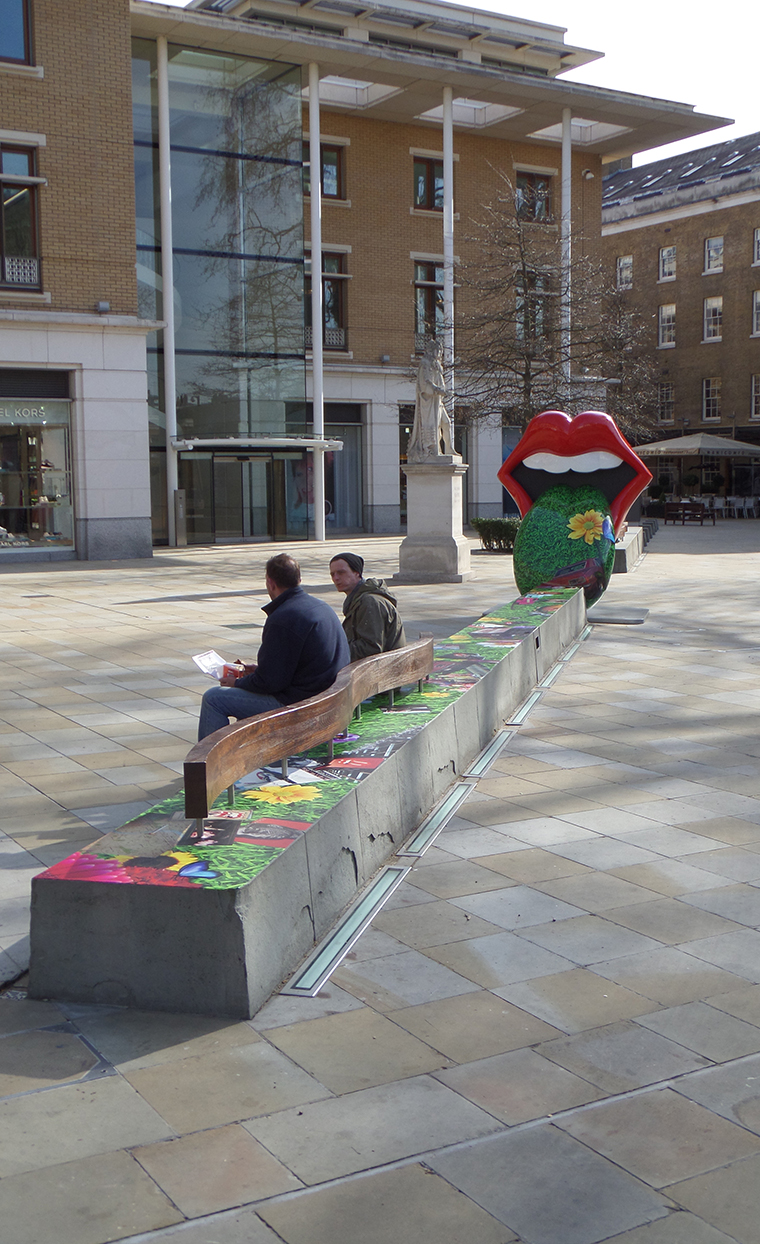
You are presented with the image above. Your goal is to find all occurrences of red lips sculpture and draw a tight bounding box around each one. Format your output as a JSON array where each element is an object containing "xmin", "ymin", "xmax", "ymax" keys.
[{"xmin": 498, "ymin": 410, "xmax": 651, "ymax": 537}]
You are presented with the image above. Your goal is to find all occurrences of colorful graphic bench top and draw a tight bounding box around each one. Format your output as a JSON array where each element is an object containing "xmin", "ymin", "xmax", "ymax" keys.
[{"xmin": 40, "ymin": 590, "xmax": 576, "ymax": 892}]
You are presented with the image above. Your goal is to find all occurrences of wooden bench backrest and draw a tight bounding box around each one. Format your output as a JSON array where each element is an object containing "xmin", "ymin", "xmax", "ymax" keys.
[{"xmin": 183, "ymin": 637, "xmax": 434, "ymax": 819}]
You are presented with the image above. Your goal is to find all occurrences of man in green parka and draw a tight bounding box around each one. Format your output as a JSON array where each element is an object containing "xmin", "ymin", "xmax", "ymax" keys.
[{"xmin": 329, "ymin": 551, "xmax": 407, "ymax": 662}]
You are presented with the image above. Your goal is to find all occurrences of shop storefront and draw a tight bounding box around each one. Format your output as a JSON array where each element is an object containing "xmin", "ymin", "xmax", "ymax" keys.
[{"xmin": 0, "ymin": 372, "xmax": 73, "ymax": 555}]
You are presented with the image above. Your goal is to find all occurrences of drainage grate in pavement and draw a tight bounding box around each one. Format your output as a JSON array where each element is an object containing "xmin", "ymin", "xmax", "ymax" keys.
[
  {"xmin": 399, "ymin": 783, "xmax": 476, "ymax": 857},
  {"xmin": 539, "ymin": 663, "xmax": 564, "ymax": 688},
  {"xmin": 462, "ymin": 729, "xmax": 515, "ymax": 779},
  {"xmin": 506, "ymin": 690, "xmax": 543, "ymax": 725},
  {"xmin": 281, "ymin": 864, "xmax": 410, "ymax": 996}
]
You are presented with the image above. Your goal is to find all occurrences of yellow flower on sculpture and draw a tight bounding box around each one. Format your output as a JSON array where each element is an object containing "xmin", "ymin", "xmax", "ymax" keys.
[
  {"xmin": 242, "ymin": 784, "xmax": 320, "ymax": 805},
  {"xmin": 568, "ymin": 510, "xmax": 605, "ymax": 545}
]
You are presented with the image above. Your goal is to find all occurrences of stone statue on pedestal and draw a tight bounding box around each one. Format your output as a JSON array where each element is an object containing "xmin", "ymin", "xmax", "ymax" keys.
[
  {"xmin": 393, "ymin": 338, "xmax": 470, "ymax": 583},
  {"xmin": 408, "ymin": 339, "xmax": 458, "ymax": 461}
]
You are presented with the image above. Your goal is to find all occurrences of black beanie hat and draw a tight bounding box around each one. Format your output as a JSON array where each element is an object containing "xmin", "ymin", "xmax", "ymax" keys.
[{"xmin": 330, "ymin": 551, "xmax": 364, "ymax": 575}]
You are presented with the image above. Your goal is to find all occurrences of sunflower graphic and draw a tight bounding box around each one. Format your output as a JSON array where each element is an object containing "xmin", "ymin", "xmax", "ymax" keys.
[
  {"xmin": 567, "ymin": 510, "xmax": 605, "ymax": 545},
  {"xmin": 242, "ymin": 784, "xmax": 320, "ymax": 805}
]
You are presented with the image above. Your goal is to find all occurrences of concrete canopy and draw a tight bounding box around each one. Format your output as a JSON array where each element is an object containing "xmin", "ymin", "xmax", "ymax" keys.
[{"xmin": 131, "ymin": 0, "xmax": 731, "ymax": 160}]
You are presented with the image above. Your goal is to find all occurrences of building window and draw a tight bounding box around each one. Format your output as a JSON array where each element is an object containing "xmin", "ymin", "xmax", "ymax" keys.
[
  {"xmin": 516, "ymin": 172, "xmax": 552, "ymax": 222},
  {"xmin": 658, "ymin": 456, "xmax": 676, "ymax": 491},
  {"xmin": 302, "ymin": 142, "xmax": 345, "ymax": 199},
  {"xmin": 414, "ymin": 261, "xmax": 444, "ymax": 352},
  {"xmin": 516, "ymin": 270, "xmax": 553, "ymax": 345},
  {"xmin": 616, "ymin": 255, "xmax": 633, "ymax": 290},
  {"xmin": 702, "ymin": 455, "xmax": 723, "ymax": 491},
  {"xmin": 704, "ymin": 236, "xmax": 724, "ymax": 273},
  {"xmin": 305, "ymin": 251, "xmax": 348, "ymax": 350},
  {"xmin": 703, "ymin": 296, "xmax": 723, "ymax": 341},
  {"xmin": 703, "ymin": 377, "xmax": 721, "ymax": 421},
  {"xmin": 754, "ymin": 228, "xmax": 760, "ymax": 265},
  {"xmin": 0, "ymin": 0, "xmax": 31, "ymax": 64},
  {"xmin": 751, "ymin": 375, "xmax": 760, "ymax": 419},
  {"xmin": 657, "ymin": 382, "xmax": 675, "ymax": 423},
  {"xmin": 0, "ymin": 145, "xmax": 40, "ymax": 288},
  {"xmin": 753, "ymin": 290, "xmax": 760, "ymax": 336},
  {"xmin": 413, "ymin": 157, "xmax": 443, "ymax": 211},
  {"xmin": 658, "ymin": 304, "xmax": 676, "ymax": 347},
  {"xmin": 659, "ymin": 245, "xmax": 676, "ymax": 281}
]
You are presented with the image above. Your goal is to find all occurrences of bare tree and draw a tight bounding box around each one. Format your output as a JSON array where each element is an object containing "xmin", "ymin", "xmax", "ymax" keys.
[
  {"xmin": 587, "ymin": 282, "xmax": 660, "ymax": 442},
  {"xmin": 453, "ymin": 171, "xmax": 658, "ymax": 441}
]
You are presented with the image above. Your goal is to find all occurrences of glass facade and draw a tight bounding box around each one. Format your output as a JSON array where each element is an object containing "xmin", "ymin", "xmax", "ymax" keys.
[{"xmin": 132, "ymin": 39, "xmax": 308, "ymax": 543}]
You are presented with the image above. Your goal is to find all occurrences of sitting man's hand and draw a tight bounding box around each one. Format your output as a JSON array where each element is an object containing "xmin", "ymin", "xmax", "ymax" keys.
[{"xmin": 220, "ymin": 661, "xmax": 256, "ymax": 687}]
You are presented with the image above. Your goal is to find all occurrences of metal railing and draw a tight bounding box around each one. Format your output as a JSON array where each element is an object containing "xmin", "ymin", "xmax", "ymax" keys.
[
  {"xmin": 305, "ymin": 325, "xmax": 346, "ymax": 350},
  {"xmin": 3, "ymin": 256, "xmax": 39, "ymax": 286}
]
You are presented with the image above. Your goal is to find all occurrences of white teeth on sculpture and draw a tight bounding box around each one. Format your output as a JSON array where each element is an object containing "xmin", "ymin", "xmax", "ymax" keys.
[{"xmin": 522, "ymin": 451, "xmax": 622, "ymax": 473}]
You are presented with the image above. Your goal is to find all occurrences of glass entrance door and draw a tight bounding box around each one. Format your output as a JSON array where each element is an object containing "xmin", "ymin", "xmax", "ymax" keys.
[{"xmin": 179, "ymin": 450, "xmax": 308, "ymax": 544}]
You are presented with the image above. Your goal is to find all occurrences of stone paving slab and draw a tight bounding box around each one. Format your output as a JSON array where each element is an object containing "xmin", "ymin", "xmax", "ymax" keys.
[
  {"xmin": 557, "ymin": 1087, "xmax": 760, "ymax": 1186},
  {"xmin": 428, "ymin": 1125, "xmax": 670, "ymax": 1244},
  {"xmin": 257, "ymin": 1163, "xmax": 514, "ymax": 1244},
  {"xmin": 6, "ymin": 525, "xmax": 760, "ymax": 1240},
  {"xmin": 244, "ymin": 1076, "xmax": 501, "ymax": 1185}
]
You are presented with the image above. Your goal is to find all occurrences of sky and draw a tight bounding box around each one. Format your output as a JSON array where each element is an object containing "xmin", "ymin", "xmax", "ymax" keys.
[{"xmin": 157, "ymin": 0, "xmax": 753, "ymax": 166}]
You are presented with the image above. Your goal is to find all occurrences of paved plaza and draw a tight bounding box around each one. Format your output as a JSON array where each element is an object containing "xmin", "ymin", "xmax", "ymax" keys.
[{"xmin": 3, "ymin": 523, "xmax": 760, "ymax": 1242}]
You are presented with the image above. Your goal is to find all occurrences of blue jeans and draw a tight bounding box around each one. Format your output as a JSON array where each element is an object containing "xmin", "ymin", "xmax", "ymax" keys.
[{"xmin": 197, "ymin": 685, "xmax": 282, "ymax": 741}]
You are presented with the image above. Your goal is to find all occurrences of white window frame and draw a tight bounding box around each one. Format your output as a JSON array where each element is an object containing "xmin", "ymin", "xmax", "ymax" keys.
[
  {"xmin": 658, "ymin": 303, "xmax": 676, "ymax": 348},
  {"xmin": 753, "ymin": 290, "xmax": 760, "ymax": 337},
  {"xmin": 304, "ymin": 248, "xmax": 351, "ymax": 352},
  {"xmin": 753, "ymin": 228, "xmax": 760, "ymax": 267},
  {"xmin": 658, "ymin": 456, "xmax": 676, "ymax": 490},
  {"xmin": 0, "ymin": 141, "xmax": 46, "ymax": 290},
  {"xmin": 702, "ymin": 377, "xmax": 721, "ymax": 421},
  {"xmin": 751, "ymin": 374, "xmax": 760, "ymax": 419},
  {"xmin": 657, "ymin": 381, "xmax": 675, "ymax": 424},
  {"xmin": 413, "ymin": 259, "xmax": 445, "ymax": 352},
  {"xmin": 704, "ymin": 236, "xmax": 724, "ymax": 274},
  {"xmin": 703, "ymin": 295, "xmax": 723, "ymax": 342},
  {"xmin": 658, "ymin": 245, "xmax": 676, "ymax": 282},
  {"xmin": 616, "ymin": 254, "xmax": 633, "ymax": 290}
]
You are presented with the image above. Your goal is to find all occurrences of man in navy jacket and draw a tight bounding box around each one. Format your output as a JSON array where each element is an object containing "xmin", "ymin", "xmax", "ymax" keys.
[{"xmin": 197, "ymin": 553, "xmax": 350, "ymax": 740}]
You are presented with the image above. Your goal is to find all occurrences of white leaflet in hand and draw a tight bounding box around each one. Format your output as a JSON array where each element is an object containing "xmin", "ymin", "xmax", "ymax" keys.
[{"xmin": 192, "ymin": 650, "xmax": 227, "ymax": 680}]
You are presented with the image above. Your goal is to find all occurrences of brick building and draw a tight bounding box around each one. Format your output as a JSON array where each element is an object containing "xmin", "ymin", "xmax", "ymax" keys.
[
  {"xmin": 0, "ymin": 0, "xmax": 155, "ymax": 560},
  {"xmin": 0, "ymin": 0, "xmax": 728, "ymax": 559},
  {"xmin": 602, "ymin": 133, "xmax": 760, "ymax": 494}
]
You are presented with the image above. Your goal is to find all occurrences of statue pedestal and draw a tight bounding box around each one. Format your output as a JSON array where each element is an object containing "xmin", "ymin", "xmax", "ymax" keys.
[{"xmin": 393, "ymin": 458, "xmax": 472, "ymax": 583}]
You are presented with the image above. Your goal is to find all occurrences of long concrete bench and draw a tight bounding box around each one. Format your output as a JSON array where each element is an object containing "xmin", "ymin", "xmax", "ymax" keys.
[
  {"xmin": 29, "ymin": 587, "xmax": 585, "ymax": 1018},
  {"xmin": 183, "ymin": 636, "xmax": 434, "ymax": 825}
]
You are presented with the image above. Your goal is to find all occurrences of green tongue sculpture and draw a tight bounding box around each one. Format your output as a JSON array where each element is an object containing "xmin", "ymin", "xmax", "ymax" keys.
[
  {"xmin": 498, "ymin": 410, "xmax": 652, "ymax": 606},
  {"xmin": 513, "ymin": 482, "xmax": 615, "ymax": 606}
]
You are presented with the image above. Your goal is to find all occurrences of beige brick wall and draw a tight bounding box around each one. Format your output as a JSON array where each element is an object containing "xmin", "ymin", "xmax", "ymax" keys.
[
  {"xmin": 603, "ymin": 201, "xmax": 760, "ymax": 431},
  {"xmin": 305, "ymin": 109, "xmax": 601, "ymax": 368},
  {"xmin": 0, "ymin": 0, "xmax": 137, "ymax": 315}
]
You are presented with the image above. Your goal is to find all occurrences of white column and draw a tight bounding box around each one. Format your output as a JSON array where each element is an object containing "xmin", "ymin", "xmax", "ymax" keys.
[
  {"xmin": 560, "ymin": 105, "xmax": 572, "ymax": 383},
  {"xmin": 308, "ymin": 62, "xmax": 326, "ymax": 541},
  {"xmin": 157, "ymin": 36, "xmax": 178, "ymax": 546},
  {"xmin": 442, "ymin": 85, "xmax": 455, "ymax": 415}
]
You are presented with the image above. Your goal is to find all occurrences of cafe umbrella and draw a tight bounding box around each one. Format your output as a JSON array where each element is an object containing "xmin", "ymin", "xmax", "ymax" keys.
[
  {"xmin": 635, "ymin": 432, "xmax": 760, "ymax": 496},
  {"xmin": 635, "ymin": 432, "xmax": 760, "ymax": 459}
]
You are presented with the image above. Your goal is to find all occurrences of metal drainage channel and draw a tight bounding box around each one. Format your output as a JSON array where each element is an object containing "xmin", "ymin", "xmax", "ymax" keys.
[{"xmin": 281, "ymin": 625, "xmax": 593, "ymax": 997}]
